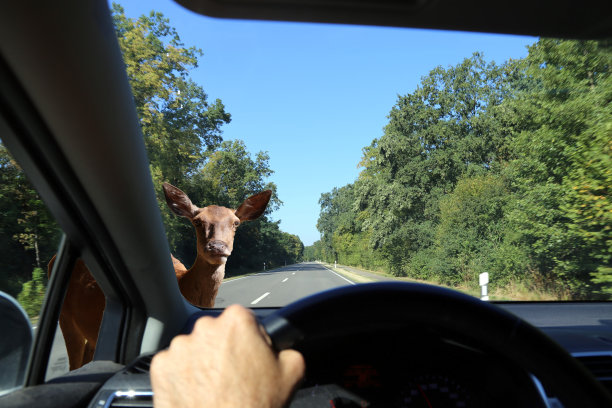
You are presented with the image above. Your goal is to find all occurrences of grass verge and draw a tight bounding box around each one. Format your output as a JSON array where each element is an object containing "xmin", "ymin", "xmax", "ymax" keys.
[
  {"xmin": 325, "ymin": 265, "xmax": 373, "ymax": 283},
  {"xmin": 321, "ymin": 262, "xmax": 567, "ymax": 301}
]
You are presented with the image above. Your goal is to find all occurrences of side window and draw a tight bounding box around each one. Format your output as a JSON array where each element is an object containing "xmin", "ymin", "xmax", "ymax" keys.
[
  {"xmin": 46, "ymin": 258, "xmax": 105, "ymax": 380},
  {"xmin": 0, "ymin": 143, "xmax": 59, "ymax": 320},
  {"xmin": 0, "ymin": 140, "xmax": 104, "ymax": 387}
]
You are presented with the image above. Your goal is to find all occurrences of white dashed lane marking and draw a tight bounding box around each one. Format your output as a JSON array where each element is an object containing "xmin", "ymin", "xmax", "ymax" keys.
[
  {"xmin": 251, "ymin": 292, "xmax": 270, "ymax": 305},
  {"xmin": 282, "ymin": 278, "xmax": 289, "ymax": 282}
]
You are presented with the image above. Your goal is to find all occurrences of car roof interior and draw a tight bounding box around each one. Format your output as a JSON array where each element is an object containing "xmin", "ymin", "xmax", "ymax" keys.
[{"xmin": 176, "ymin": 0, "xmax": 612, "ymax": 39}]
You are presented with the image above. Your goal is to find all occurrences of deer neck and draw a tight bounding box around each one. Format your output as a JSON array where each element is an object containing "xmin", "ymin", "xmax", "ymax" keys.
[{"xmin": 178, "ymin": 255, "xmax": 225, "ymax": 308}]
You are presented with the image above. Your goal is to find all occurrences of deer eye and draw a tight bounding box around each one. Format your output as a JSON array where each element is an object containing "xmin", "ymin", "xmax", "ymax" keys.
[
  {"xmin": 233, "ymin": 220, "xmax": 240, "ymax": 228},
  {"xmin": 193, "ymin": 219, "xmax": 203, "ymax": 227}
]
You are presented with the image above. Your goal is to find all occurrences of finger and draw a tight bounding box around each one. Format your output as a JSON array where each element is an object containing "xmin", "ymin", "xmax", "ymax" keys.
[
  {"xmin": 223, "ymin": 304, "xmax": 257, "ymax": 327},
  {"xmin": 278, "ymin": 349, "xmax": 306, "ymax": 385},
  {"xmin": 190, "ymin": 316, "xmax": 216, "ymax": 337},
  {"xmin": 150, "ymin": 349, "xmax": 168, "ymax": 373},
  {"xmin": 259, "ymin": 324, "xmax": 274, "ymax": 347},
  {"xmin": 150, "ymin": 350, "xmax": 171, "ymax": 387}
]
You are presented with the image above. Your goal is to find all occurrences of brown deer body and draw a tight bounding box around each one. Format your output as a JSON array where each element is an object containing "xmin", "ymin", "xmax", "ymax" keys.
[{"xmin": 49, "ymin": 183, "xmax": 271, "ymax": 370}]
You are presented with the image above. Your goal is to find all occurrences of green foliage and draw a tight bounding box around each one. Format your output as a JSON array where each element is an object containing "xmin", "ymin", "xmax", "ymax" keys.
[
  {"xmin": 111, "ymin": 3, "xmax": 231, "ymax": 186},
  {"xmin": 315, "ymin": 183, "xmax": 386, "ymax": 270},
  {"xmin": 17, "ymin": 268, "xmax": 46, "ymax": 319},
  {"xmin": 430, "ymin": 173, "xmax": 509, "ymax": 285},
  {"xmin": 317, "ymin": 184, "xmax": 359, "ymax": 261},
  {"xmin": 499, "ymin": 39, "xmax": 611, "ymax": 296},
  {"xmin": 0, "ymin": 143, "xmax": 60, "ymax": 297},
  {"xmin": 352, "ymin": 53, "xmax": 512, "ymax": 276},
  {"xmin": 304, "ymin": 240, "xmax": 325, "ymax": 261},
  {"xmin": 316, "ymin": 39, "xmax": 611, "ymax": 298}
]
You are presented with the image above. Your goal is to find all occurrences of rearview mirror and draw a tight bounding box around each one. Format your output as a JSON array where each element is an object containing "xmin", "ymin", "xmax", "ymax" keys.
[{"xmin": 0, "ymin": 291, "xmax": 32, "ymax": 396}]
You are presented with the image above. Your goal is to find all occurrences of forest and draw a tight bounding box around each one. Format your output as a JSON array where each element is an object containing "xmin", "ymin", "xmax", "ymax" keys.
[
  {"xmin": 0, "ymin": 4, "xmax": 304, "ymax": 310},
  {"xmin": 306, "ymin": 39, "xmax": 611, "ymax": 299}
]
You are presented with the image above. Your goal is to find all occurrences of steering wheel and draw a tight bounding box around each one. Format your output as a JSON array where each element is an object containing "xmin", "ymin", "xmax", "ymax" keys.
[{"xmin": 262, "ymin": 282, "xmax": 612, "ymax": 407}]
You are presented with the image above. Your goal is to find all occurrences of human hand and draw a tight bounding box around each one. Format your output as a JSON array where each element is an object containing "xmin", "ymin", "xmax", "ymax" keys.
[{"xmin": 150, "ymin": 305, "xmax": 305, "ymax": 408}]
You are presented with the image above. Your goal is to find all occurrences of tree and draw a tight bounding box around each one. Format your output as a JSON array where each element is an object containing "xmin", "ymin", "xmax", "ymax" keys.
[
  {"xmin": 0, "ymin": 143, "xmax": 60, "ymax": 296},
  {"xmin": 111, "ymin": 3, "xmax": 231, "ymax": 187},
  {"xmin": 429, "ymin": 173, "xmax": 512, "ymax": 285},
  {"xmin": 354, "ymin": 53, "xmax": 511, "ymax": 274},
  {"xmin": 278, "ymin": 233, "xmax": 304, "ymax": 264},
  {"xmin": 317, "ymin": 184, "xmax": 359, "ymax": 263},
  {"xmin": 502, "ymin": 39, "xmax": 612, "ymax": 296},
  {"xmin": 304, "ymin": 240, "xmax": 326, "ymax": 262}
]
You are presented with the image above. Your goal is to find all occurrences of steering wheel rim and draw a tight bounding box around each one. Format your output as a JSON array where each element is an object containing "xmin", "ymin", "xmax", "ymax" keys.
[{"xmin": 262, "ymin": 282, "xmax": 612, "ymax": 407}]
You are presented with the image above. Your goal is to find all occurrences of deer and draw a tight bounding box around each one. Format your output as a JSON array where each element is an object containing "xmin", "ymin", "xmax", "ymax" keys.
[{"xmin": 48, "ymin": 182, "xmax": 272, "ymax": 370}]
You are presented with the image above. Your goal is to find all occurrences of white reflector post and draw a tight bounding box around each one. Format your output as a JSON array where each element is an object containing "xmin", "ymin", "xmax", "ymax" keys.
[{"xmin": 479, "ymin": 272, "xmax": 489, "ymax": 301}]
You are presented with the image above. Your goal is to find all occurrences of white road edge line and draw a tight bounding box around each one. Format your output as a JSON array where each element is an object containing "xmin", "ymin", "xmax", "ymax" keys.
[
  {"xmin": 221, "ymin": 276, "xmax": 249, "ymax": 284},
  {"xmin": 251, "ymin": 292, "xmax": 270, "ymax": 305},
  {"xmin": 323, "ymin": 266, "xmax": 356, "ymax": 285},
  {"xmin": 282, "ymin": 278, "xmax": 289, "ymax": 282}
]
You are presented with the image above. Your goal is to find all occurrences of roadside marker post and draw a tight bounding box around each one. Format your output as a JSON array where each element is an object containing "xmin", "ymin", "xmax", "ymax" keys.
[{"xmin": 479, "ymin": 272, "xmax": 489, "ymax": 301}]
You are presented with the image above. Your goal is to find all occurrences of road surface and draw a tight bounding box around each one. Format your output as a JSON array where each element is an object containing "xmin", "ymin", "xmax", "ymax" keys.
[{"xmin": 216, "ymin": 261, "xmax": 355, "ymax": 307}]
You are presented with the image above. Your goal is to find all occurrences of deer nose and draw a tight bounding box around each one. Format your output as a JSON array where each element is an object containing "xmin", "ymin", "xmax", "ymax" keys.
[{"xmin": 206, "ymin": 240, "xmax": 229, "ymax": 255}]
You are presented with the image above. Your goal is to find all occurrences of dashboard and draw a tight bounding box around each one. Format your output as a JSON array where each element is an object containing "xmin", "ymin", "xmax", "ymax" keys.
[
  {"xmin": 88, "ymin": 302, "xmax": 612, "ymax": 408},
  {"xmin": 290, "ymin": 327, "xmax": 545, "ymax": 407}
]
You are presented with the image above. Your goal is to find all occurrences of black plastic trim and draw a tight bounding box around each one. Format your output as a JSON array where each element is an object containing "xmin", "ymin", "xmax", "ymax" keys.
[
  {"xmin": 26, "ymin": 237, "xmax": 77, "ymax": 386},
  {"xmin": 175, "ymin": 0, "xmax": 612, "ymax": 39}
]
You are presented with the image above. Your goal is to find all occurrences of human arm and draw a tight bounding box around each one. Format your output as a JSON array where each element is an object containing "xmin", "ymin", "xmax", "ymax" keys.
[{"xmin": 150, "ymin": 305, "xmax": 305, "ymax": 408}]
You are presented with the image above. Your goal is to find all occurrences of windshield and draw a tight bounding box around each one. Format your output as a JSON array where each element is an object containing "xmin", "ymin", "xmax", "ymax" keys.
[
  {"xmin": 116, "ymin": 1, "xmax": 608, "ymax": 304},
  {"xmin": 1, "ymin": 1, "xmax": 610, "ymax": 315}
]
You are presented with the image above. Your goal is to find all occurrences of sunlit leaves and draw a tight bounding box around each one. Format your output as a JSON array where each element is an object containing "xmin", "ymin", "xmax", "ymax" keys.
[{"xmin": 111, "ymin": 3, "xmax": 230, "ymax": 186}]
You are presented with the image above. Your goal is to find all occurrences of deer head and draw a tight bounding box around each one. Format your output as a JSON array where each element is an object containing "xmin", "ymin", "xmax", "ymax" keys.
[{"xmin": 162, "ymin": 183, "xmax": 272, "ymax": 265}]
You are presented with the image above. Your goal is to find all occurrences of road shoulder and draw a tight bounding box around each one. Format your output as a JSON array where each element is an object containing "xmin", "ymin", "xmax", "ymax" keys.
[{"xmin": 320, "ymin": 262, "xmax": 394, "ymax": 283}]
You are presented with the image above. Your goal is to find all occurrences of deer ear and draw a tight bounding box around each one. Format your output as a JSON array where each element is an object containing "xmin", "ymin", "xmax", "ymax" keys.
[
  {"xmin": 162, "ymin": 183, "xmax": 198, "ymax": 219},
  {"xmin": 235, "ymin": 190, "xmax": 272, "ymax": 221}
]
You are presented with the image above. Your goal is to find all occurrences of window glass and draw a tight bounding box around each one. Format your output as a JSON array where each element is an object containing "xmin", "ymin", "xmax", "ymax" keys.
[
  {"xmin": 0, "ymin": 140, "xmax": 103, "ymax": 384},
  {"xmin": 0, "ymin": 139, "xmax": 61, "ymax": 387},
  {"xmin": 45, "ymin": 257, "xmax": 104, "ymax": 380},
  {"xmin": 113, "ymin": 1, "xmax": 611, "ymax": 306},
  {"xmin": 0, "ymin": 142, "xmax": 60, "ymax": 318}
]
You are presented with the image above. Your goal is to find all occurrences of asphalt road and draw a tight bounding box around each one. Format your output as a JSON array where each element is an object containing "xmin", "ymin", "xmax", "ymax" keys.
[{"xmin": 215, "ymin": 261, "xmax": 355, "ymax": 308}]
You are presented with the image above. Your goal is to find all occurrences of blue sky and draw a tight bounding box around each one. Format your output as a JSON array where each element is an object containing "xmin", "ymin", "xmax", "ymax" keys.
[{"xmin": 117, "ymin": 1, "xmax": 536, "ymax": 246}]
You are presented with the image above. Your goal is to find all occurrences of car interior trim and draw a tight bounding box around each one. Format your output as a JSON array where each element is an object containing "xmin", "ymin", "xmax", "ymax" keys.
[
  {"xmin": 28, "ymin": 237, "xmax": 77, "ymax": 386},
  {"xmin": 0, "ymin": 54, "xmax": 133, "ymax": 376},
  {"xmin": 175, "ymin": 0, "xmax": 612, "ymax": 39}
]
